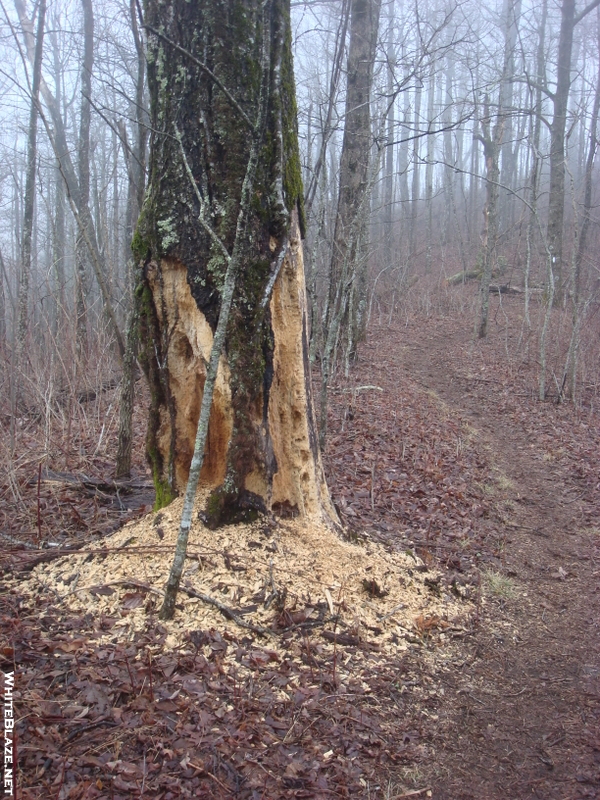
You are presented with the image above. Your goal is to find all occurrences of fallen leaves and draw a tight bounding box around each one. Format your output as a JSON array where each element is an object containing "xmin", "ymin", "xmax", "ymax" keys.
[{"xmin": 3, "ymin": 591, "xmax": 442, "ymax": 799}]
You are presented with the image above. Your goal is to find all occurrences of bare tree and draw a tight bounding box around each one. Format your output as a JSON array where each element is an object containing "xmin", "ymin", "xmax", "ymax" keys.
[
  {"xmin": 13, "ymin": 0, "xmax": 126, "ymax": 359},
  {"xmin": 14, "ymin": 0, "xmax": 46, "ymax": 378},
  {"xmin": 546, "ymin": 0, "xmax": 600, "ymax": 301},
  {"xmin": 319, "ymin": 0, "xmax": 381, "ymax": 446}
]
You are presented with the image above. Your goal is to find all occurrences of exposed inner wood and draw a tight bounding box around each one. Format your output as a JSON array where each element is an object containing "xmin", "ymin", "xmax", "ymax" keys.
[
  {"xmin": 146, "ymin": 219, "xmax": 336, "ymax": 522},
  {"xmin": 267, "ymin": 219, "xmax": 336, "ymax": 519},
  {"xmin": 146, "ymin": 257, "xmax": 232, "ymax": 490}
]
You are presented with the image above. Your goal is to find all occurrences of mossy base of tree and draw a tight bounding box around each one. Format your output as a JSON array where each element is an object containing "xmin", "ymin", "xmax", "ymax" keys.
[
  {"xmin": 201, "ymin": 487, "xmax": 267, "ymax": 529},
  {"xmin": 153, "ymin": 475, "xmax": 176, "ymax": 511}
]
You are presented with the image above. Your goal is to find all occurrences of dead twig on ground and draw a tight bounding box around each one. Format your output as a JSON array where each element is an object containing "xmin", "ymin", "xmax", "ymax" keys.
[{"xmin": 180, "ymin": 584, "xmax": 273, "ymax": 637}]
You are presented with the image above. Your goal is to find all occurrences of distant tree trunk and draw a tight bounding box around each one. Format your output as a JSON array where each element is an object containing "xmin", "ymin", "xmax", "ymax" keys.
[
  {"xmin": 318, "ymin": 0, "xmax": 380, "ymax": 446},
  {"xmin": 425, "ymin": 65, "xmax": 435, "ymax": 273},
  {"xmin": 49, "ymin": 21, "xmax": 66, "ymax": 330},
  {"xmin": 325, "ymin": 0, "xmax": 381, "ymax": 356},
  {"xmin": 410, "ymin": 81, "xmax": 421, "ymax": 263},
  {"xmin": 546, "ymin": 0, "xmax": 575, "ymax": 302},
  {"xmin": 115, "ymin": 0, "xmax": 148, "ymax": 480},
  {"xmin": 442, "ymin": 51, "xmax": 455, "ymax": 246},
  {"xmin": 52, "ymin": 163, "xmax": 66, "ymax": 323},
  {"xmin": 383, "ymin": 5, "xmax": 396, "ymax": 272},
  {"xmin": 523, "ymin": 0, "xmax": 547, "ymax": 330},
  {"xmin": 74, "ymin": 0, "xmax": 94, "ymax": 362},
  {"xmin": 15, "ymin": 0, "xmax": 46, "ymax": 377},
  {"xmin": 475, "ymin": 96, "xmax": 503, "ymax": 339},
  {"xmin": 469, "ymin": 64, "xmax": 481, "ymax": 241},
  {"xmin": 498, "ymin": 0, "xmax": 522, "ymax": 230},
  {"xmin": 137, "ymin": 0, "xmax": 336, "ymax": 526},
  {"xmin": 573, "ymin": 18, "xmax": 600, "ymax": 309},
  {"xmin": 547, "ymin": 0, "xmax": 600, "ymax": 302},
  {"xmin": 565, "ymin": 16, "xmax": 600, "ymax": 398},
  {"xmin": 475, "ymin": 0, "xmax": 522, "ymax": 339},
  {"xmin": 442, "ymin": 52, "xmax": 467, "ymax": 275},
  {"xmin": 0, "ymin": 247, "xmax": 7, "ymax": 348}
]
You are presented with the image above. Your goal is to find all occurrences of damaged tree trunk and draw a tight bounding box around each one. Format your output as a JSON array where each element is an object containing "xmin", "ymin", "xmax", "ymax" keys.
[{"xmin": 137, "ymin": 0, "xmax": 336, "ymax": 534}]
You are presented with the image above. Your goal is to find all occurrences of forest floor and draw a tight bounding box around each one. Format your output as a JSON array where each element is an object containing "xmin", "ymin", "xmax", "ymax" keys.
[
  {"xmin": 380, "ymin": 294, "xmax": 600, "ymax": 799},
  {"xmin": 1, "ymin": 286, "xmax": 599, "ymax": 799}
]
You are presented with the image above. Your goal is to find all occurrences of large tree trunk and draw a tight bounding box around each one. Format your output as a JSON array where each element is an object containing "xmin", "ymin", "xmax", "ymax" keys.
[{"xmin": 137, "ymin": 0, "xmax": 335, "ymax": 526}]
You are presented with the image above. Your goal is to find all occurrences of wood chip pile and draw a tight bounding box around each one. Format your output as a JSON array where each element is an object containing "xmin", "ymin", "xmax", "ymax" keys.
[{"xmin": 22, "ymin": 493, "xmax": 470, "ymax": 660}]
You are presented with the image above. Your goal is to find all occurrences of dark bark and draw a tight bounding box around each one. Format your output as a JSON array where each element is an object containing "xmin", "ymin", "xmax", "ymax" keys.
[
  {"xmin": 137, "ymin": 0, "xmax": 334, "ymax": 526},
  {"xmin": 114, "ymin": 307, "xmax": 138, "ymax": 479},
  {"xmin": 115, "ymin": 0, "xmax": 149, "ymax": 479}
]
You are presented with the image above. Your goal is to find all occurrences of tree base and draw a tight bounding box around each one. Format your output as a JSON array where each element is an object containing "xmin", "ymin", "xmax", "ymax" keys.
[{"xmin": 201, "ymin": 487, "xmax": 267, "ymax": 530}]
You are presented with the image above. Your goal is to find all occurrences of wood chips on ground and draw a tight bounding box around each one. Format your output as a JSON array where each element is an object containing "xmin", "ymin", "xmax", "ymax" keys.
[{"xmin": 18, "ymin": 490, "xmax": 469, "ymax": 660}]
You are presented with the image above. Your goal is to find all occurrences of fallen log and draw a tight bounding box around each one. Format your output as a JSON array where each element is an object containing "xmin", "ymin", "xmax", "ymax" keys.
[
  {"xmin": 35, "ymin": 469, "xmax": 153, "ymax": 495},
  {"xmin": 489, "ymin": 284, "xmax": 523, "ymax": 295},
  {"xmin": 446, "ymin": 270, "xmax": 481, "ymax": 285}
]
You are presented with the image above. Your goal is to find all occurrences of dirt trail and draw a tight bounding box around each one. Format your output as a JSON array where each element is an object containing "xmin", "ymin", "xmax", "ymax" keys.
[{"xmin": 397, "ymin": 312, "xmax": 600, "ymax": 799}]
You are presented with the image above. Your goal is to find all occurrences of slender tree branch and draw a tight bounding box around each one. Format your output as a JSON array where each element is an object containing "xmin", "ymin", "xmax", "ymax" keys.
[
  {"xmin": 574, "ymin": 0, "xmax": 600, "ymax": 25},
  {"xmin": 173, "ymin": 123, "xmax": 231, "ymax": 263},
  {"xmin": 159, "ymin": 4, "xmax": 273, "ymax": 620}
]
